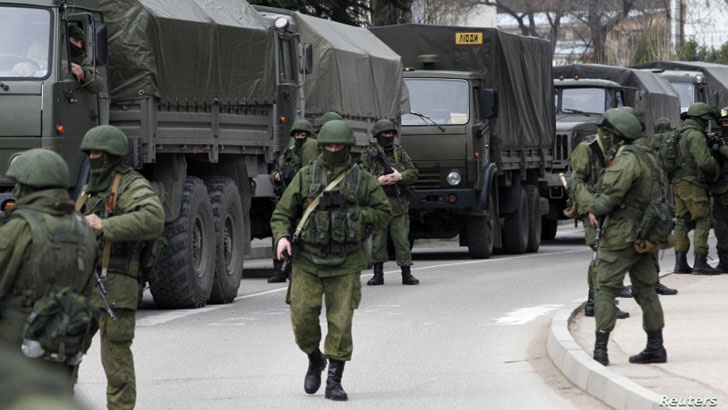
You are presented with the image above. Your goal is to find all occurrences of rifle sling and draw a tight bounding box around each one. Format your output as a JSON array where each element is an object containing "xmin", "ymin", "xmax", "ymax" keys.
[{"xmin": 293, "ymin": 166, "xmax": 352, "ymax": 238}]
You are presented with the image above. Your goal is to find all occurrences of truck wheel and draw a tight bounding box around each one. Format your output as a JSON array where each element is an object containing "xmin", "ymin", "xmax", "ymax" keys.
[
  {"xmin": 205, "ymin": 177, "xmax": 244, "ymax": 304},
  {"xmin": 466, "ymin": 193, "xmax": 495, "ymax": 259},
  {"xmin": 152, "ymin": 176, "xmax": 215, "ymax": 308},
  {"xmin": 525, "ymin": 185, "xmax": 542, "ymax": 253},
  {"xmin": 541, "ymin": 216, "xmax": 558, "ymax": 241},
  {"xmin": 502, "ymin": 187, "xmax": 529, "ymax": 254}
]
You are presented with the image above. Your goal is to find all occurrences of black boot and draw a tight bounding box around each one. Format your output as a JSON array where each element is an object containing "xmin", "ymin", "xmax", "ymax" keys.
[
  {"xmin": 584, "ymin": 289, "xmax": 595, "ymax": 317},
  {"xmin": 325, "ymin": 359, "xmax": 348, "ymax": 401},
  {"xmin": 629, "ymin": 329, "xmax": 667, "ymax": 364},
  {"xmin": 593, "ymin": 331, "xmax": 610, "ymax": 366},
  {"xmin": 692, "ymin": 253, "xmax": 721, "ymax": 275},
  {"xmin": 655, "ymin": 281, "xmax": 678, "ymax": 295},
  {"xmin": 304, "ymin": 348, "xmax": 326, "ymax": 394},
  {"xmin": 268, "ymin": 259, "xmax": 287, "ymax": 283},
  {"xmin": 673, "ymin": 251, "xmax": 692, "ymax": 273},
  {"xmin": 619, "ymin": 286, "xmax": 632, "ymax": 298},
  {"xmin": 616, "ymin": 309, "xmax": 630, "ymax": 319},
  {"xmin": 401, "ymin": 266, "xmax": 419, "ymax": 285},
  {"xmin": 717, "ymin": 252, "xmax": 728, "ymax": 273},
  {"xmin": 367, "ymin": 263, "xmax": 384, "ymax": 286}
]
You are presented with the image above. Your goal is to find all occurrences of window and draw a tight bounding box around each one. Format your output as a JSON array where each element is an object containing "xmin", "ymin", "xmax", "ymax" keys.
[
  {"xmin": 402, "ymin": 78, "xmax": 469, "ymax": 126},
  {"xmin": 0, "ymin": 6, "xmax": 51, "ymax": 79}
]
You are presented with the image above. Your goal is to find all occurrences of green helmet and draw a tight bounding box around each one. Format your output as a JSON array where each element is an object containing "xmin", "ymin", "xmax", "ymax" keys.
[
  {"xmin": 686, "ymin": 102, "xmax": 716, "ymax": 122},
  {"xmin": 317, "ymin": 120, "xmax": 355, "ymax": 146},
  {"xmin": 290, "ymin": 119, "xmax": 314, "ymax": 136},
  {"xmin": 80, "ymin": 125, "xmax": 129, "ymax": 156},
  {"xmin": 372, "ymin": 119, "xmax": 397, "ymax": 137},
  {"xmin": 617, "ymin": 106, "xmax": 645, "ymax": 132},
  {"xmin": 6, "ymin": 148, "xmax": 70, "ymax": 188},
  {"xmin": 654, "ymin": 118, "xmax": 672, "ymax": 133},
  {"xmin": 598, "ymin": 108, "xmax": 642, "ymax": 140},
  {"xmin": 314, "ymin": 111, "xmax": 344, "ymax": 133}
]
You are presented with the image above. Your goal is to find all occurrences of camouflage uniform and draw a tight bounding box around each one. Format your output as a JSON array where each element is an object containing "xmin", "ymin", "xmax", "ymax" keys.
[
  {"xmin": 68, "ymin": 25, "xmax": 103, "ymax": 94},
  {"xmin": 359, "ymin": 119, "xmax": 419, "ymax": 285},
  {"xmin": 0, "ymin": 148, "xmax": 97, "ymax": 384},
  {"xmin": 587, "ymin": 110, "xmax": 667, "ymax": 367},
  {"xmin": 270, "ymin": 120, "xmax": 391, "ymax": 401},
  {"xmin": 672, "ymin": 107, "xmax": 720, "ymax": 274},
  {"xmin": 77, "ymin": 126, "xmax": 164, "ymax": 410}
]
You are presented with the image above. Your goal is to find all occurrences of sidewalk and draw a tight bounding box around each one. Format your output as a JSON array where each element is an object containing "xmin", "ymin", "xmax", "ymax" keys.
[{"xmin": 548, "ymin": 272, "xmax": 728, "ymax": 410}]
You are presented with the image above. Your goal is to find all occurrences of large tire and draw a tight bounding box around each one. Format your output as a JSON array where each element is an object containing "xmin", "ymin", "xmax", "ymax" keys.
[
  {"xmin": 541, "ymin": 216, "xmax": 558, "ymax": 241},
  {"xmin": 525, "ymin": 185, "xmax": 542, "ymax": 253},
  {"xmin": 466, "ymin": 193, "xmax": 496, "ymax": 259},
  {"xmin": 502, "ymin": 187, "xmax": 529, "ymax": 254},
  {"xmin": 205, "ymin": 177, "xmax": 245, "ymax": 304},
  {"xmin": 151, "ymin": 176, "xmax": 216, "ymax": 308}
]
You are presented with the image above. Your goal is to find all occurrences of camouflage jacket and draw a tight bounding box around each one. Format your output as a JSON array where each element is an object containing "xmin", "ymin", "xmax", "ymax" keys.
[
  {"xmin": 673, "ymin": 118, "xmax": 719, "ymax": 183},
  {"xmin": 359, "ymin": 143, "xmax": 418, "ymax": 215}
]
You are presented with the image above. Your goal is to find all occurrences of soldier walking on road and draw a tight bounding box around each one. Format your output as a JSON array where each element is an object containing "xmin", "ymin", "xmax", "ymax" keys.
[
  {"xmin": 587, "ymin": 110, "xmax": 668, "ymax": 366},
  {"xmin": 268, "ymin": 119, "xmax": 316, "ymax": 283},
  {"xmin": 0, "ymin": 149, "xmax": 97, "ymax": 385},
  {"xmin": 671, "ymin": 103, "xmax": 721, "ymax": 275},
  {"xmin": 76, "ymin": 125, "xmax": 164, "ymax": 410},
  {"xmin": 270, "ymin": 120, "xmax": 391, "ymax": 401},
  {"xmin": 360, "ymin": 119, "xmax": 420, "ymax": 285}
]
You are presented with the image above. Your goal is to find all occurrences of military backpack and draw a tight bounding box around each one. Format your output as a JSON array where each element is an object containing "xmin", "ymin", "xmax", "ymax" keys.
[{"xmin": 651, "ymin": 126, "xmax": 689, "ymax": 176}]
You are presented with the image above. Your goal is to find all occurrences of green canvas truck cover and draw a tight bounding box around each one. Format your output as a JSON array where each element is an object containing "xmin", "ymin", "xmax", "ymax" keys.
[
  {"xmin": 292, "ymin": 12, "xmax": 409, "ymax": 120},
  {"xmin": 553, "ymin": 64, "xmax": 681, "ymax": 134},
  {"xmin": 369, "ymin": 24, "xmax": 555, "ymax": 152},
  {"xmin": 631, "ymin": 61, "xmax": 728, "ymax": 109},
  {"xmin": 100, "ymin": 0, "xmax": 276, "ymax": 103}
]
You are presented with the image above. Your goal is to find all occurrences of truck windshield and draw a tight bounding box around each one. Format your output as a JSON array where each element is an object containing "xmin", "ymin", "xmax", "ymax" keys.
[
  {"xmin": 402, "ymin": 78, "xmax": 469, "ymax": 125},
  {"xmin": 559, "ymin": 87, "xmax": 610, "ymax": 115},
  {"xmin": 0, "ymin": 6, "xmax": 51, "ymax": 79},
  {"xmin": 669, "ymin": 82, "xmax": 695, "ymax": 113}
]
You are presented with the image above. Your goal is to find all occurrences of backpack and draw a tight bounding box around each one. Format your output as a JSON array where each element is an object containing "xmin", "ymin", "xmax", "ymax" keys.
[
  {"xmin": 651, "ymin": 126, "xmax": 688, "ymax": 175},
  {"xmin": 21, "ymin": 288, "xmax": 95, "ymax": 365}
]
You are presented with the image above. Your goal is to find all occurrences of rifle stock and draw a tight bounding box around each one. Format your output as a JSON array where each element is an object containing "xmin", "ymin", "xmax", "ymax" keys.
[{"xmin": 95, "ymin": 269, "xmax": 116, "ymax": 320}]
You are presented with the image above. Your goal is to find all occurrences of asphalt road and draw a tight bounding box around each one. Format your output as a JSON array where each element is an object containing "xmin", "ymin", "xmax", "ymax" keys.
[{"xmin": 75, "ymin": 225, "xmax": 612, "ymax": 410}]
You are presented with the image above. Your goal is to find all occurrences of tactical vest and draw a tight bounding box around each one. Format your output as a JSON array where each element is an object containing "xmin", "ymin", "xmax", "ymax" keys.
[
  {"xmin": 673, "ymin": 125, "xmax": 703, "ymax": 179},
  {"xmin": 300, "ymin": 161, "xmax": 366, "ymax": 258},
  {"xmin": 80, "ymin": 171, "xmax": 144, "ymax": 278},
  {"xmin": 610, "ymin": 145, "xmax": 664, "ymax": 224},
  {"xmin": 3, "ymin": 207, "xmax": 96, "ymax": 311}
]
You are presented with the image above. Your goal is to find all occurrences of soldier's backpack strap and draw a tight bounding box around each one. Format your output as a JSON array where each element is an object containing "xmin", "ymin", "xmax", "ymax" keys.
[{"xmin": 293, "ymin": 165, "xmax": 353, "ymax": 239}]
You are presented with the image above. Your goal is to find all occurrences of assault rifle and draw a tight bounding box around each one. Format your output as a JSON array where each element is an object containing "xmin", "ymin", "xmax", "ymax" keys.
[
  {"xmin": 280, "ymin": 234, "xmax": 299, "ymax": 274},
  {"xmin": 371, "ymin": 149, "xmax": 405, "ymax": 210},
  {"xmin": 95, "ymin": 263, "xmax": 116, "ymax": 321}
]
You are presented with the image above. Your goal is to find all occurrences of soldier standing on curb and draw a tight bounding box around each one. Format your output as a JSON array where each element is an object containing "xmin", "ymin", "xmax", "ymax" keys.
[
  {"xmin": 709, "ymin": 107, "xmax": 728, "ymax": 272},
  {"xmin": 268, "ymin": 119, "xmax": 316, "ymax": 283},
  {"xmin": 671, "ymin": 102, "xmax": 721, "ymax": 275},
  {"xmin": 360, "ymin": 119, "xmax": 420, "ymax": 286},
  {"xmin": 76, "ymin": 125, "xmax": 164, "ymax": 410},
  {"xmin": 587, "ymin": 109, "xmax": 668, "ymax": 366},
  {"xmin": 270, "ymin": 120, "xmax": 391, "ymax": 401},
  {"xmin": 0, "ymin": 149, "xmax": 97, "ymax": 385}
]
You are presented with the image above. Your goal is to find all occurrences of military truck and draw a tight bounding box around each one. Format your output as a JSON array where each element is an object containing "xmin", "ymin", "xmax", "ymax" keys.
[
  {"xmin": 631, "ymin": 61, "xmax": 728, "ymax": 113},
  {"xmin": 546, "ymin": 64, "xmax": 681, "ymax": 239},
  {"xmin": 370, "ymin": 24, "xmax": 554, "ymax": 258},
  {"xmin": 0, "ymin": 0, "xmax": 307, "ymax": 308}
]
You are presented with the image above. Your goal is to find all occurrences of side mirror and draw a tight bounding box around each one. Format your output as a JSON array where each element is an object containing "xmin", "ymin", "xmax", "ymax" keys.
[
  {"xmin": 479, "ymin": 88, "xmax": 498, "ymax": 120},
  {"xmin": 94, "ymin": 24, "xmax": 108, "ymax": 66},
  {"xmin": 302, "ymin": 43, "xmax": 313, "ymax": 75}
]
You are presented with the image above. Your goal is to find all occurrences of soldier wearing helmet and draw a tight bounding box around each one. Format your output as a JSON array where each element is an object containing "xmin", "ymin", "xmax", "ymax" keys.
[
  {"xmin": 301, "ymin": 112, "xmax": 345, "ymax": 165},
  {"xmin": 76, "ymin": 125, "xmax": 164, "ymax": 410},
  {"xmin": 270, "ymin": 120, "xmax": 391, "ymax": 401},
  {"xmin": 360, "ymin": 118, "xmax": 420, "ymax": 286},
  {"xmin": 671, "ymin": 102, "xmax": 721, "ymax": 275},
  {"xmin": 267, "ymin": 119, "xmax": 315, "ymax": 283},
  {"xmin": 586, "ymin": 108, "xmax": 669, "ymax": 367},
  {"xmin": 709, "ymin": 107, "xmax": 728, "ymax": 272},
  {"xmin": 0, "ymin": 148, "xmax": 97, "ymax": 384},
  {"xmin": 66, "ymin": 24, "xmax": 103, "ymax": 94}
]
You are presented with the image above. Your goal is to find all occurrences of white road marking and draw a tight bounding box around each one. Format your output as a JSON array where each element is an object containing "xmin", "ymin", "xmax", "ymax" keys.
[{"xmin": 494, "ymin": 304, "xmax": 563, "ymax": 325}]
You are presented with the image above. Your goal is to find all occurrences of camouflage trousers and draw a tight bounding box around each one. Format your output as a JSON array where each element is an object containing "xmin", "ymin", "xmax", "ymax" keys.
[
  {"xmin": 371, "ymin": 212, "xmax": 412, "ymax": 266},
  {"xmin": 712, "ymin": 186, "xmax": 728, "ymax": 254},
  {"xmin": 673, "ymin": 180, "xmax": 711, "ymax": 254},
  {"xmin": 89, "ymin": 308, "xmax": 136, "ymax": 410},
  {"xmin": 288, "ymin": 266, "xmax": 361, "ymax": 361},
  {"xmin": 594, "ymin": 247, "xmax": 664, "ymax": 333}
]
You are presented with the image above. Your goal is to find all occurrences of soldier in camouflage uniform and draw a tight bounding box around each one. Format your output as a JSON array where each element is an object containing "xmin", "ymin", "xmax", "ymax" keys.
[
  {"xmin": 67, "ymin": 24, "xmax": 103, "ymax": 94},
  {"xmin": 268, "ymin": 119, "xmax": 316, "ymax": 283},
  {"xmin": 672, "ymin": 102, "xmax": 721, "ymax": 275},
  {"xmin": 76, "ymin": 125, "xmax": 165, "ymax": 410},
  {"xmin": 587, "ymin": 109, "xmax": 668, "ymax": 366},
  {"xmin": 301, "ymin": 112, "xmax": 344, "ymax": 166},
  {"xmin": 360, "ymin": 119, "xmax": 420, "ymax": 285},
  {"xmin": 710, "ymin": 107, "xmax": 728, "ymax": 272},
  {"xmin": 0, "ymin": 149, "xmax": 97, "ymax": 383},
  {"xmin": 270, "ymin": 120, "xmax": 391, "ymax": 401}
]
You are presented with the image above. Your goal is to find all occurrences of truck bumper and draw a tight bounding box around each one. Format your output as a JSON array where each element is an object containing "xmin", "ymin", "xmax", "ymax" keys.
[{"xmin": 410, "ymin": 189, "xmax": 477, "ymax": 210}]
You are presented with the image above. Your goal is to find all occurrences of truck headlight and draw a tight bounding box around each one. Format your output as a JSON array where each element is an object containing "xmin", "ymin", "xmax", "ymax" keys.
[{"xmin": 447, "ymin": 171, "xmax": 461, "ymax": 186}]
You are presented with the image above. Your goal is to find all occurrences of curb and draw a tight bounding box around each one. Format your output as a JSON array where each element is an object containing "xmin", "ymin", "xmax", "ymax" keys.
[{"xmin": 547, "ymin": 302, "xmax": 675, "ymax": 410}]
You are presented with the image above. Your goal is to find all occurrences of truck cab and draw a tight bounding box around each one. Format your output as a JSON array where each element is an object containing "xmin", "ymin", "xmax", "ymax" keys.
[{"xmin": 646, "ymin": 69, "xmax": 712, "ymax": 113}]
